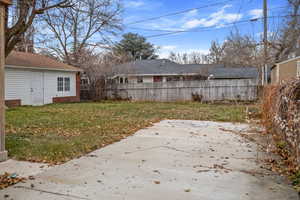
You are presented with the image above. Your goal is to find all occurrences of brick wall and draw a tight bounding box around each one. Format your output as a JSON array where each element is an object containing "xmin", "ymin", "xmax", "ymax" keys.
[
  {"xmin": 5, "ymin": 99, "xmax": 21, "ymax": 107},
  {"xmin": 53, "ymin": 96, "xmax": 80, "ymax": 103}
]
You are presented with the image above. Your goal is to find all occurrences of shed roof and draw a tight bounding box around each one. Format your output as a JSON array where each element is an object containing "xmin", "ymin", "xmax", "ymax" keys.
[
  {"xmin": 113, "ymin": 59, "xmax": 258, "ymax": 79},
  {"xmin": 5, "ymin": 51, "xmax": 81, "ymax": 72}
]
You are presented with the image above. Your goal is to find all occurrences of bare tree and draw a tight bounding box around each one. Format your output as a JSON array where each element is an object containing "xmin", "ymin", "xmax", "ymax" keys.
[
  {"xmin": 207, "ymin": 41, "xmax": 225, "ymax": 64},
  {"xmin": 269, "ymin": 0, "xmax": 300, "ymax": 63},
  {"xmin": 189, "ymin": 52, "xmax": 209, "ymax": 64},
  {"xmin": 39, "ymin": 0, "xmax": 122, "ymax": 67},
  {"xmin": 77, "ymin": 47, "xmax": 130, "ymax": 100},
  {"xmin": 5, "ymin": 0, "xmax": 71, "ymax": 57},
  {"xmin": 168, "ymin": 51, "xmax": 209, "ymax": 64},
  {"xmin": 221, "ymin": 31, "xmax": 261, "ymax": 67},
  {"xmin": 207, "ymin": 31, "xmax": 262, "ymax": 67}
]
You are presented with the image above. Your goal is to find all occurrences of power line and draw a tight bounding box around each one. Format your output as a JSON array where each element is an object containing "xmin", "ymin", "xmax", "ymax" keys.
[
  {"xmin": 126, "ymin": 6, "xmax": 288, "ymax": 33},
  {"xmin": 143, "ymin": 15, "xmax": 295, "ymax": 39},
  {"xmin": 126, "ymin": 0, "xmax": 237, "ymax": 25}
]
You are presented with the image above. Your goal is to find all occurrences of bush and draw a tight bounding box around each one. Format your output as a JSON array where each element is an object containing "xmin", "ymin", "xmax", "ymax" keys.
[{"xmin": 262, "ymin": 79, "xmax": 300, "ymax": 166}]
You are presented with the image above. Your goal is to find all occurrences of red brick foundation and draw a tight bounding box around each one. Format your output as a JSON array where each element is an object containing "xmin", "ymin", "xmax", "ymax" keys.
[
  {"xmin": 5, "ymin": 99, "xmax": 21, "ymax": 107},
  {"xmin": 53, "ymin": 96, "xmax": 80, "ymax": 103}
]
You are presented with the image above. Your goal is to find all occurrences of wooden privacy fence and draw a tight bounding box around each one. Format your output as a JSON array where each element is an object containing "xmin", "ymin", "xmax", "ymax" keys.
[{"xmin": 105, "ymin": 79, "xmax": 259, "ymax": 102}]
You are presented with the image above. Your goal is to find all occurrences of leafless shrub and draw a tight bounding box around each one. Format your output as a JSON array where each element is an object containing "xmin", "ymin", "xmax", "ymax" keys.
[
  {"xmin": 192, "ymin": 92, "xmax": 203, "ymax": 102},
  {"xmin": 262, "ymin": 79, "xmax": 300, "ymax": 167}
]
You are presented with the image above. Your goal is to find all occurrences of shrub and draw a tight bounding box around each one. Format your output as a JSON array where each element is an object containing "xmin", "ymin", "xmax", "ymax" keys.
[{"xmin": 262, "ymin": 79, "xmax": 300, "ymax": 166}]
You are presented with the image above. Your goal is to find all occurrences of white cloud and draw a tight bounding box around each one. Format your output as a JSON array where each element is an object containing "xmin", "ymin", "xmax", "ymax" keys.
[
  {"xmin": 182, "ymin": 49, "xmax": 210, "ymax": 54},
  {"xmin": 185, "ymin": 9, "xmax": 198, "ymax": 17},
  {"xmin": 158, "ymin": 48, "xmax": 209, "ymax": 59},
  {"xmin": 182, "ymin": 5, "xmax": 242, "ymax": 29},
  {"xmin": 256, "ymin": 31, "xmax": 275, "ymax": 39},
  {"xmin": 161, "ymin": 45, "xmax": 177, "ymax": 50},
  {"xmin": 249, "ymin": 9, "xmax": 263, "ymax": 19},
  {"xmin": 134, "ymin": 4, "xmax": 242, "ymax": 33},
  {"xmin": 183, "ymin": 19, "xmax": 204, "ymax": 29},
  {"xmin": 124, "ymin": 0, "xmax": 163, "ymax": 11},
  {"xmin": 125, "ymin": 0, "xmax": 145, "ymax": 8},
  {"xmin": 145, "ymin": 18, "xmax": 185, "ymax": 31}
]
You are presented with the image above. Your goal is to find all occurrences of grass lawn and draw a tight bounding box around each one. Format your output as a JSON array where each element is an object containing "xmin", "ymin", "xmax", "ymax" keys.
[{"xmin": 5, "ymin": 101, "xmax": 249, "ymax": 164}]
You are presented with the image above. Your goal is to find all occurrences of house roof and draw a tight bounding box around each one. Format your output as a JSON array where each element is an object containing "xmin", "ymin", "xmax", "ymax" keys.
[
  {"xmin": 5, "ymin": 51, "xmax": 82, "ymax": 72},
  {"xmin": 113, "ymin": 59, "xmax": 185, "ymax": 75},
  {"xmin": 276, "ymin": 56, "xmax": 300, "ymax": 66},
  {"xmin": 207, "ymin": 66, "xmax": 258, "ymax": 79},
  {"xmin": 113, "ymin": 59, "xmax": 258, "ymax": 79}
]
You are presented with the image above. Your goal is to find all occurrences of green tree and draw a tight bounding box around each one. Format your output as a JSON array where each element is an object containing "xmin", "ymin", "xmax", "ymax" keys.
[{"xmin": 114, "ymin": 33, "xmax": 158, "ymax": 60}]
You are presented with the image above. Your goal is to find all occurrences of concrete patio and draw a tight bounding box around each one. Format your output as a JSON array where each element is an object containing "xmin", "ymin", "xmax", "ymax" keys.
[{"xmin": 0, "ymin": 120, "xmax": 297, "ymax": 200}]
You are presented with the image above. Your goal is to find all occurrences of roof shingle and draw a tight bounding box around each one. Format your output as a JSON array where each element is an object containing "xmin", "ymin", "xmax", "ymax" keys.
[
  {"xmin": 5, "ymin": 51, "xmax": 81, "ymax": 72},
  {"xmin": 113, "ymin": 59, "xmax": 258, "ymax": 79}
]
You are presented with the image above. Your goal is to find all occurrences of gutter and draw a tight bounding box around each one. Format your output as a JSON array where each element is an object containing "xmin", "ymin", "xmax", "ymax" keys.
[{"xmin": 5, "ymin": 64, "xmax": 83, "ymax": 72}]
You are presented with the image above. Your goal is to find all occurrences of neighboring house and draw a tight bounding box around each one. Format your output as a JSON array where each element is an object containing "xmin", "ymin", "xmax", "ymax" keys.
[
  {"xmin": 5, "ymin": 51, "xmax": 82, "ymax": 107},
  {"xmin": 271, "ymin": 56, "xmax": 300, "ymax": 84},
  {"xmin": 110, "ymin": 59, "xmax": 258, "ymax": 84}
]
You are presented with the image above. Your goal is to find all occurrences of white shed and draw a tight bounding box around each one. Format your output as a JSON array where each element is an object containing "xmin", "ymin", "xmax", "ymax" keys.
[{"xmin": 5, "ymin": 51, "xmax": 82, "ymax": 106}]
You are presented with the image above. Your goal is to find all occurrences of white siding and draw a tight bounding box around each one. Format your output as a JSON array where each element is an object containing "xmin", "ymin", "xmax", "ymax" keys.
[
  {"xmin": 5, "ymin": 67, "xmax": 77, "ymax": 106},
  {"xmin": 5, "ymin": 68, "xmax": 31, "ymax": 105},
  {"xmin": 143, "ymin": 76, "xmax": 153, "ymax": 83},
  {"xmin": 125, "ymin": 76, "xmax": 154, "ymax": 84}
]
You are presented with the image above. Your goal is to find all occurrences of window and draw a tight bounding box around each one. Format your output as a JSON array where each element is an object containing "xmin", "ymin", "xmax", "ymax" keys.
[
  {"xmin": 166, "ymin": 76, "xmax": 180, "ymax": 82},
  {"xmin": 64, "ymin": 77, "xmax": 70, "ymax": 91},
  {"xmin": 81, "ymin": 79, "xmax": 88, "ymax": 85},
  {"xmin": 57, "ymin": 77, "xmax": 64, "ymax": 92},
  {"xmin": 137, "ymin": 77, "xmax": 143, "ymax": 83},
  {"xmin": 57, "ymin": 77, "xmax": 71, "ymax": 92},
  {"xmin": 120, "ymin": 77, "xmax": 124, "ymax": 84},
  {"xmin": 153, "ymin": 76, "xmax": 163, "ymax": 82}
]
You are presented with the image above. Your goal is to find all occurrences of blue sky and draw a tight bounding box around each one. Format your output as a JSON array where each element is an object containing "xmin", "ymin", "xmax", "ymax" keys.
[{"xmin": 121, "ymin": 0, "xmax": 288, "ymax": 58}]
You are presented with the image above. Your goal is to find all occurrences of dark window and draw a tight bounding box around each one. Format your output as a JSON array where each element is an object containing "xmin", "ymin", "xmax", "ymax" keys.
[
  {"xmin": 125, "ymin": 78, "xmax": 129, "ymax": 84},
  {"xmin": 153, "ymin": 76, "xmax": 163, "ymax": 82},
  {"xmin": 120, "ymin": 77, "xmax": 123, "ymax": 84},
  {"xmin": 166, "ymin": 76, "xmax": 180, "ymax": 82},
  {"xmin": 57, "ymin": 77, "xmax": 64, "ymax": 92},
  {"xmin": 81, "ymin": 79, "xmax": 88, "ymax": 85},
  {"xmin": 137, "ymin": 77, "xmax": 143, "ymax": 83}
]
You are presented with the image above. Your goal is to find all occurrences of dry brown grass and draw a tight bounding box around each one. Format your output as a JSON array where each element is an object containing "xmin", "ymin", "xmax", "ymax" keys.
[{"xmin": 261, "ymin": 85, "xmax": 279, "ymax": 133}]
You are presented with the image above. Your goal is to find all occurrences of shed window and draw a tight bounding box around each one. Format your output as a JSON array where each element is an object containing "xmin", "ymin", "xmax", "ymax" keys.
[
  {"xmin": 64, "ymin": 77, "xmax": 70, "ymax": 91},
  {"xmin": 57, "ymin": 77, "xmax": 71, "ymax": 92},
  {"xmin": 57, "ymin": 77, "xmax": 64, "ymax": 92}
]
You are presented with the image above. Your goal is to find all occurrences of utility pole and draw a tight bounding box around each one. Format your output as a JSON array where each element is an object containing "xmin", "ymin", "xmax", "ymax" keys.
[
  {"xmin": 262, "ymin": 0, "xmax": 268, "ymax": 85},
  {"xmin": 0, "ymin": 0, "xmax": 11, "ymax": 162}
]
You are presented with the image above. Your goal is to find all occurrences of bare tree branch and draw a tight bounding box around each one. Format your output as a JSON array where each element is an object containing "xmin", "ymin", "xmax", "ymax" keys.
[{"xmin": 5, "ymin": 0, "xmax": 72, "ymax": 57}]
